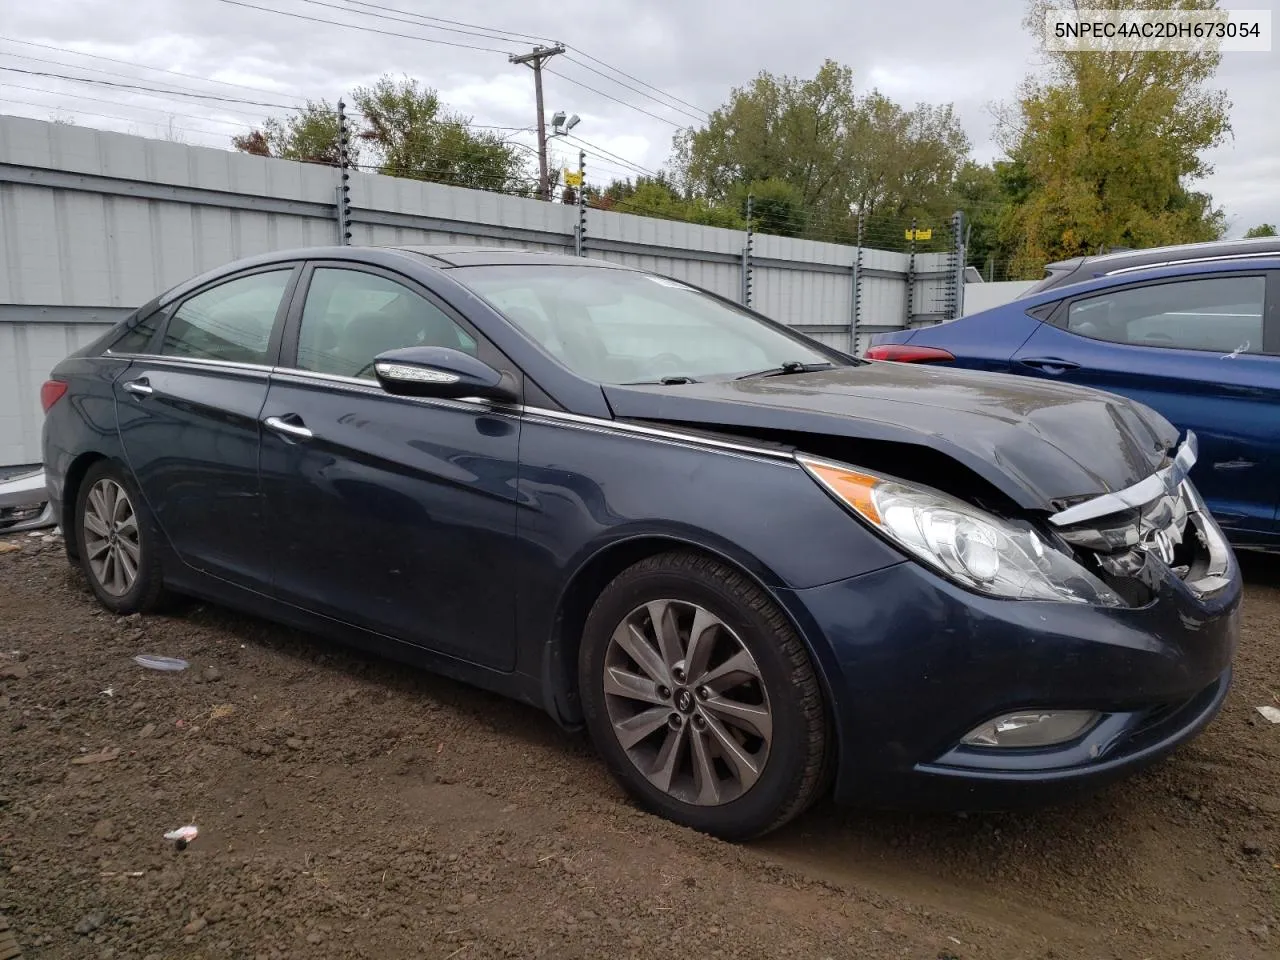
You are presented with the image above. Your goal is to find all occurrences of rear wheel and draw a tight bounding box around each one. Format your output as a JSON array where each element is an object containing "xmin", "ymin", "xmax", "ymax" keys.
[
  {"xmin": 73, "ymin": 460, "xmax": 169, "ymax": 614},
  {"xmin": 579, "ymin": 551, "xmax": 828, "ymax": 840}
]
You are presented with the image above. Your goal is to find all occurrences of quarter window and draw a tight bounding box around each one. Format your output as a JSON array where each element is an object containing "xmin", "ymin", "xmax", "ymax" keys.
[
  {"xmin": 1065, "ymin": 276, "xmax": 1266, "ymax": 354},
  {"xmin": 160, "ymin": 270, "xmax": 292, "ymax": 364},
  {"xmin": 295, "ymin": 268, "xmax": 476, "ymax": 379},
  {"xmin": 112, "ymin": 309, "xmax": 164, "ymax": 354}
]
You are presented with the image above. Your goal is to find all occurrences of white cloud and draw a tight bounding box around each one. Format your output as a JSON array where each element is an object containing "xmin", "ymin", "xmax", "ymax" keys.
[{"xmin": 1, "ymin": 0, "xmax": 1276, "ymax": 231}]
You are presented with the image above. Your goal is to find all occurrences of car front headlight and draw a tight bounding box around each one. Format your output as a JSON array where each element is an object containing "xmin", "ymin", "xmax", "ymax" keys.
[{"xmin": 798, "ymin": 455, "xmax": 1123, "ymax": 607}]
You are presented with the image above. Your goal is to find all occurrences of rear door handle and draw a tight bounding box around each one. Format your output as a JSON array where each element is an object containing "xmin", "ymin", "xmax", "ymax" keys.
[
  {"xmin": 1017, "ymin": 357, "xmax": 1081, "ymax": 375},
  {"xmin": 263, "ymin": 415, "xmax": 314, "ymax": 441},
  {"xmin": 121, "ymin": 377, "xmax": 153, "ymax": 396}
]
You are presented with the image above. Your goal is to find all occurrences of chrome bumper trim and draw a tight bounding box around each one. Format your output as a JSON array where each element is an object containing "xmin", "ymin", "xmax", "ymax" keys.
[
  {"xmin": 1049, "ymin": 432, "xmax": 1198, "ymax": 528},
  {"xmin": 0, "ymin": 468, "xmax": 56, "ymax": 533}
]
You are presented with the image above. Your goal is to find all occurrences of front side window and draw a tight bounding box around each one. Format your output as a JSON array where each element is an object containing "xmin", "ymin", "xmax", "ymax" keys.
[
  {"xmin": 454, "ymin": 265, "xmax": 836, "ymax": 384},
  {"xmin": 1065, "ymin": 276, "xmax": 1266, "ymax": 354},
  {"xmin": 295, "ymin": 268, "xmax": 476, "ymax": 379},
  {"xmin": 160, "ymin": 269, "xmax": 292, "ymax": 364}
]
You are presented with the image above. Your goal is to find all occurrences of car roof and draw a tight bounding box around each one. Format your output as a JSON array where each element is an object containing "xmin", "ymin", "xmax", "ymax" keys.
[
  {"xmin": 1022, "ymin": 235, "xmax": 1280, "ymax": 297},
  {"xmin": 152, "ymin": 244, "xmax": 630, "ymax": 306},
  {"xmin": 392, "ymin": 245, "xmax": 629, "ymax": 268}
]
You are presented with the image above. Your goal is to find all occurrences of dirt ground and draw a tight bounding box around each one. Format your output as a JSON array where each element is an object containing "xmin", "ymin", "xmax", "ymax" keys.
[{"xmin": 0, "ymin": 533, "xmax": 1277, "ymax": 960}]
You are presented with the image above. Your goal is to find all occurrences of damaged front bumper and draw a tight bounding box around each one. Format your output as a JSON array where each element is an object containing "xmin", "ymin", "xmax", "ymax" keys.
[
  {"xmin": 0, "ymin": 468, "xmax": 55, "ymax": 533},
  {"xmin": 775, "ymin": 430, "xmax": 1240, "ymax": 810}
]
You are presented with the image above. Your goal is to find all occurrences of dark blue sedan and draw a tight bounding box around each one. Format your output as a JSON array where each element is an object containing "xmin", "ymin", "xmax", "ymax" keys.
[
  {"xmin": 41, "ymin": 246, "xmax": 1239, "ymax": 838},
  {"xmin": 868, "ymin": 248, "xmax": 1280, "ymax": 551}
]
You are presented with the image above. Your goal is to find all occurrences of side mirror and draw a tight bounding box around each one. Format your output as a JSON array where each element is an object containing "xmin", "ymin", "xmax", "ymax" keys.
[{"xmin": 372, "ymin": 346, "xmax": 518, "ymax": 404}]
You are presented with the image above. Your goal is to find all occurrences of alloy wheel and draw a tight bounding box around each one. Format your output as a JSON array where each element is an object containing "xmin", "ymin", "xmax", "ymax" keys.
[
  {"xmin": 603, "ymin": 599, "xmax": 773, "ymax": 806},
  {"xmin": 82, "ymin": 478, "xmax": 140, "ymax": 597}
]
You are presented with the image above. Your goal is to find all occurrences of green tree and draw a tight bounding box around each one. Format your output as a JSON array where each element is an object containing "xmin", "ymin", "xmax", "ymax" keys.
[
  {"xmin": 595, "ymin": 176, "xmax": 745, "ymax": 229},
  {"xmin": 671, "ymin": 61, "xmax": 970, "ymax": 241},
  {"xmin": 232, "ymin": 100, "xmax": 351, "ymax": 164},
  {"xmin": 351, "ymin": 76, "xmax": 526, "ymax": 192},
  {"xmin": 1244, "ymin": 223, "xmax": 1277, "ymax": 238},
  {"xmin": 997, "ymin": 0, "xmax": 1232, "ymax": 277}
]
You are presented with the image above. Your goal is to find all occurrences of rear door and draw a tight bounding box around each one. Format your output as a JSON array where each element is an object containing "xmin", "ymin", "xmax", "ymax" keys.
[
  {"xmin": 258, "ymin": 262, "xmax": 521, "ymax": 670},
  {"xmin": 114, "ymin": 263, "xmax": 300, "ymax": 589},
  {"xmin": 1010, "ymin": 270, "xmax": 1280, "ymax": 541}
]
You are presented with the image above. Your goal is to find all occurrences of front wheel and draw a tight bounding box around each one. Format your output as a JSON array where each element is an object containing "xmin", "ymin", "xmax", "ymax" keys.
[
  {"xmin": 579, "ymin": 551, "xmax": 829, "ymax": 840},
  {"xmin": 73, "ymin": 460, "xmax": 170, "ymax": 614}
]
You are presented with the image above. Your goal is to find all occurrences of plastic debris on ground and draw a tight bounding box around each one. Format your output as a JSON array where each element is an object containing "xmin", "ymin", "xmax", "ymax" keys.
[
  {"xmin": 1257, "ymin": 705, "xmax": 1280, "ymax": 724},
  {"xmin": 133, "ymin": 655, "xmax": 189, "ymax": 672},
  {"xmin": 164, "ymin": 825, "xmax": 199, "ymax": 850}
]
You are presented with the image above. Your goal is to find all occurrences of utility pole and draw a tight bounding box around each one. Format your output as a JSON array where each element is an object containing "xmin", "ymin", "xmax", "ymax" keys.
[{"xmin": 509, "ymin": 43, "xmax": 566, "ymax": 201}]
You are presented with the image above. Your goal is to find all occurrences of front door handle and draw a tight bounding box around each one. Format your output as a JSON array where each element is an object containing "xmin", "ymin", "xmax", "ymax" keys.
[
  {"xmin": 1017, "ymin": 357, "xmax": 1081, "ymax": 375},
  {"xmin": 263, "ymin": 415, "xmax": 314, "ymax": 441},
  {"xmin": 121, "ymin": 378, "xmax": 153, "ymax": 396}
]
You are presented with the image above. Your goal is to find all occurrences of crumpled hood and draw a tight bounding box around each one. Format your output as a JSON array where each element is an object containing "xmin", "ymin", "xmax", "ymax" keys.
[{"xmin": 602, "ymin": 362, "xmax": 1179, "ymax": 510}]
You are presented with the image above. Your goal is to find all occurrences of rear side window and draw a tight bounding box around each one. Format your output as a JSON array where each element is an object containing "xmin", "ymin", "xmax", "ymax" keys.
[
  {"xmin": 160, "ymin": 270, "xmax": 292, "ymax": 365},
  {"xmin": 1065, "ymin": 276, "xmax": 1266, "ymax": 354},
  {"xmin": 111, "ymin": 309, "xmax": 163, "ymax": 354}
]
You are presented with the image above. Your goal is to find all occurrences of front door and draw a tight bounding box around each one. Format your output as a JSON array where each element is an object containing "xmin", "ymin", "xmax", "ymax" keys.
[
  {"xmin": 258, "ymin": 263, "xmax": 521, "ymax": 671},
  {"xmin": 114, "ymin": 264, "xmax": 299, "ymax": 588},
  {"xmin": 1011, "ymin": 271, "xmax": 1280, "ymax": 542}
]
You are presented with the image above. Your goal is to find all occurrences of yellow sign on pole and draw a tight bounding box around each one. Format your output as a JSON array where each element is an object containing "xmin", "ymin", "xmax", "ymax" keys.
[
  {"xmin": 904, "ymin": 228, "xmax": 932, "ymax": 241},
  {"xmin": 564, "ymin": 169, "xmax": 583, "ymax": 187}
]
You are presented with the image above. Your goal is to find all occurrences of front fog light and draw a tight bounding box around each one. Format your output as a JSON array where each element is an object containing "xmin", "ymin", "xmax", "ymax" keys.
[{"xmin": 961, "ymin": 710, "xmax": 1100, "ymax": 748}]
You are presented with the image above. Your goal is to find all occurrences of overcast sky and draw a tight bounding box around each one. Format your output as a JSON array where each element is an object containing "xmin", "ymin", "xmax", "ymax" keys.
[{"xmin": 2, "ymin": 0, "xmax": 1277, "ymax": 236}]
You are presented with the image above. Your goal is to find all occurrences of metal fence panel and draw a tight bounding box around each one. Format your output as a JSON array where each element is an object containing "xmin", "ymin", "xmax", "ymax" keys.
[{"xmin": 0, "ymin": 114, "xmax": 961, "ymax": 466}]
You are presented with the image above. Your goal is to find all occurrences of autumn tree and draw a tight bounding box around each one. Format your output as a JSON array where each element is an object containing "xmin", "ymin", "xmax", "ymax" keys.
[
  {"xmin": 350, "ymin": 76, "xmax": 526, "ymax": 192},
  {"xmin": 997, "ymin": 0, "xmax": 1232, "ymax": 277},
  {"xmin": 232, "ymin": 100, "xmax": 351, "ymax": 164},
  {"xmin": 233, "ymin": 77, "xmax": 530, "ymax": 192},
  {"xmin": 671, "ymin": 61, "xmax": 970, "ymax": 241}
]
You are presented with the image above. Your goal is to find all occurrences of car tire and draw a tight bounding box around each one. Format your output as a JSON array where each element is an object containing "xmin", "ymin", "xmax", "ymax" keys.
[
  {"xmin": 73, "ymin": 460, "xmax": 170, "ymax": 615},
  {"xmin": 579, "ymin": 550, "xmax": 829, "ymax": 840}
]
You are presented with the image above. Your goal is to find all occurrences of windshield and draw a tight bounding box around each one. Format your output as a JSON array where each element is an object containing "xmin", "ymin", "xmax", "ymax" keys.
[{"xmin": 453, "ymin": 264, "xmax": 841, "ymax": 384}]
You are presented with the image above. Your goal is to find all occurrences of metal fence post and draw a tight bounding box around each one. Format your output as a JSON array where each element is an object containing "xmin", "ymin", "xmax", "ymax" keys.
[
  {"xmin": 335, "ymin": 99, "xmax": 353, "ymax": 245},
  {"xmin": 950, "ymin": 210, "xmax": 967, "ymax": 319},
  {"xmin": 574, "ymin": 149, "xmax": 586, "ymax": 256},
  {"xmin": 740, "ymin": 193, "xmax": 754, "ymax": 307},
  {"xmin": 905, "ymin": 216, "xmax": 917, "ymax": 326},
  {"xmin": 850, "ymin": 215, "xmax": 864, "ymax": 355}
]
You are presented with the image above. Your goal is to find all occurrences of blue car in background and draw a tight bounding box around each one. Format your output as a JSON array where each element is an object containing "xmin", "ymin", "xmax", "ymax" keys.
[{"xmin": 868, "ymin": 240, "xmax": 1280, "ymax": 551}]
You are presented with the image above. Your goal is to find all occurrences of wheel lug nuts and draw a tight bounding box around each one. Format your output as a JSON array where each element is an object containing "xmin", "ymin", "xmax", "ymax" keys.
[
  {"xmin": 657, "ymin": 685, "xmax": 671, "ymax": 699},
  {"xmin": 672, "ymin": 667, "xmax": 686, "ymax": 683},
  {"xmin": 669, "ymin": 713, "xmax": 683, "ymax": 728},
  {"xmin": 696, "ymin": 686, "xmax": 710, "ymax": 700},
  {"xmin": 692, "ymin": 715, "xmax": 707, "ymax": 730}
]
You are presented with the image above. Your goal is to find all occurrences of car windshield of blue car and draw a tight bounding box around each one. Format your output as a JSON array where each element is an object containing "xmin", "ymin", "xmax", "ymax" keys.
[{"xmin": 455, "ymin": 264, "xmax": 845, "ymax": 384}]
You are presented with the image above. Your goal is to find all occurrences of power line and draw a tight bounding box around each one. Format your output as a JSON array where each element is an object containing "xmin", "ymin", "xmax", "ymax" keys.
[
  {"xmin": 563, "ymin": 46, "xmax": 709, "ymax": 118},
  {"xmin": 563, "ymin": 133, "xmax": 660, "ymax": 178},
  {"xmin": 561, "ymin": 55, "xmax": 706, "ymax": 123},
  {"xmin": 334, "ymin": 0, "xmax": 554, "ymax": 45},
  {"xmin": 0, "ymin": 81, "xmax": 259, "ymax": 128},
  {"xmin": 544, "ymin": 68, "xmax": 689, "ymax": 130},
  {"xmin": 0, "ymin": 65, "xmax": 298, "ymax": 110},
  {"xmin": 0, "ymin": 35, "xmax": 309, "ymax": 103},
  {"xmin": 0, "ymin": 96, "xmax": 252, "ymax": 140},
  {"xmin": 273, "ymin": 1, "xmax": 706, "ymax": 129},
  {"xmin": 208, "ymin": 0, "xmax": 519, "ymax": 55}
]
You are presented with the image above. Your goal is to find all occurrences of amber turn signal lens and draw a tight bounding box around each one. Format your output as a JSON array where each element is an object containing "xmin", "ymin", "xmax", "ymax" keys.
[{"xmin": 799, "ymin": 460, "xmax": 883, "ymax": 525}]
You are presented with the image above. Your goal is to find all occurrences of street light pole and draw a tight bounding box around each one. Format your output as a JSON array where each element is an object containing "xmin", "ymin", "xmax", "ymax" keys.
[{"xmin": 509, "ymin": 43, "xmax": 565, "ymax": 201}]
